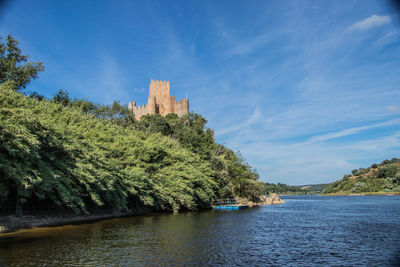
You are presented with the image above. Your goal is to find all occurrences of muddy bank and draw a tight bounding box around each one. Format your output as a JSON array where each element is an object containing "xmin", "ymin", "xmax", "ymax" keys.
[
  {"xmin": 0, "ymin": 212, "xmax": 137, "ymax": 234},
  {"xmin": 0, "ymin": 194, "xmax": 286, "ymax": 234}
]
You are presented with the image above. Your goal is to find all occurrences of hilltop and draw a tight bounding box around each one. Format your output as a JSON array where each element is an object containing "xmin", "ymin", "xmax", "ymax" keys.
[{"xmin": 323, "ymin": 158, "xmax": 400, "ymax": 194}]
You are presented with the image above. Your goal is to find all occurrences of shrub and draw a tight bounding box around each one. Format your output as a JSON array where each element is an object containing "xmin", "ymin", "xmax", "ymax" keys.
[
  {"xmin": 352, "ymin": 182, "xmax": 366, "ymax": 193},
  {"xmin": 378, "ymin": 165, "xmax": 399, "ymax": 178}
]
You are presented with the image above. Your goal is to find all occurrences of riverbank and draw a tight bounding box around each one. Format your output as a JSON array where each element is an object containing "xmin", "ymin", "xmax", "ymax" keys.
[
  {"xmin": 0, "ymin": 212, "xmax": 139, "ymax": 234},
  {"xmin": 322, "ymin": 191, "xmax": 400, "ymax": 196},
  {"xmin": 1, "ymin": 194, "xmax": 286, "ymax": 234}
]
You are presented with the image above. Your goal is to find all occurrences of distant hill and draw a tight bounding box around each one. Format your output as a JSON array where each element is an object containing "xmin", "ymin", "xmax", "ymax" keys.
[
  {"xmin": 262, "ymin": 182, "xmax": 315, "ymax": 195},
  {"xmin": 323, "ymin": 158, "xmax": 400, "ymax": 194},
  {"xmin": 296, "ymin": 184, "xmax": 329, "ymax": 194}
]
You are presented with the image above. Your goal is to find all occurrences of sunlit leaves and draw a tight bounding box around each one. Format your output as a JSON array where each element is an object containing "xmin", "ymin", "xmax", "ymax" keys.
[{"xmin": 0, "ymin": 69, "xmax": 263, "ymax": 215}]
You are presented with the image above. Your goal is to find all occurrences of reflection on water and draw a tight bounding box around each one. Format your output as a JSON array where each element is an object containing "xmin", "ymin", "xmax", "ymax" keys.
[{"xmin": 1, "ymin": 196, "xmax": 400, "ymax": 266}]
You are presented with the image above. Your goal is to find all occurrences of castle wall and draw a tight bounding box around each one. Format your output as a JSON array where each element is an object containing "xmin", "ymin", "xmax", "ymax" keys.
[
  {"xmin": 129, "ymin": 80, "xmax": 189, "ymax": 120},
  {"xmin": 175, "ymin": 98, "xmax": 189, "ymax": 117}
]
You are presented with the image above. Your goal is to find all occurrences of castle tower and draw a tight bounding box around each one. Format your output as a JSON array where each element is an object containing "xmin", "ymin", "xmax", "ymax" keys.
[
  {"xmin": 149, "ymin": 80, "xmax": 170, "ymax": 98},
  {"xmin": 129, "ymin": 80, "xmax": 189, "ymax": 120},
  {"xmin": 147, "ymin": 96, "xmax": 157, "ymax": 115}
]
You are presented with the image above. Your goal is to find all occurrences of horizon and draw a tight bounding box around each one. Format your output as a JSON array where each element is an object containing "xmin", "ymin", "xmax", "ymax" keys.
[{"xmin": 1, "ymin": 0, "xmax": 399, "ymax": 185}]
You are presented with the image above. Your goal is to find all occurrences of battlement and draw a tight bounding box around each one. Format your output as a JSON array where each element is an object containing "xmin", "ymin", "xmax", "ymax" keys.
[
  {"xmin": 149, "ymin": 80, "xmax": 170, "ymax": 98},
  {"xmin": 129, "ymin": 80, "xmax": 189, "ymax": 120}
]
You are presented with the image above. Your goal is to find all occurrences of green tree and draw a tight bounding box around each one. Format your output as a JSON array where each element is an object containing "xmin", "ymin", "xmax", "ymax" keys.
[
  {"xmin": 0, "ymin": 35, "xmax": 44, "ymax": 90},
  {"xmin": 136, "ymin": 114, "xmax": 173, "ymax": 136},
  {"xmin": 378, "ymin": 164, "xmax": 398, "ymax": 178},
  {"xmin": 52, "ymin": 89, "xmax": 71, "ymax": 106},
  {"xmin": 26, "ymin": 91, "xmax": 45, "ymax": 101}
]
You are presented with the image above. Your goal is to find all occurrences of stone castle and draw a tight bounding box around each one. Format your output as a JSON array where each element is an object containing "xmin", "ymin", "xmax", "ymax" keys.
[{"xmin": 129, "ymin": 80, "xmax": 189, "ymax": 120}]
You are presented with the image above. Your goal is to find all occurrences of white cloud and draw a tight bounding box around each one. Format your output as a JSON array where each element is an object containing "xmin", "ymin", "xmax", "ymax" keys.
[{"xmin": 346, "ymin": 14, "xmax": 391, "ymax": 32}]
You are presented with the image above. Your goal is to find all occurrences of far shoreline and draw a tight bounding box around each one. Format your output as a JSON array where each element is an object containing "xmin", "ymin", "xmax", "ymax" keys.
[{"xmin": 321, "ymin": 192, "xmax": 400, "ymax": 196}]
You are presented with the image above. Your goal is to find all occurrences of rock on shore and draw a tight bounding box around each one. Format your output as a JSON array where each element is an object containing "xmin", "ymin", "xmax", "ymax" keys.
[
  {"xmin": 259, "ymin": 193, "xmax": 285, "ymax": 205},
  {"xmin": 237, "ymin": 193, "xmax": 285, "ymax": 207}
]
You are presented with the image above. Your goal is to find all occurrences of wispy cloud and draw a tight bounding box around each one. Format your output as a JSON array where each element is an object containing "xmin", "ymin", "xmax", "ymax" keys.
[
  {"xmin": 307, "ymin": 119, "xmax": 400, "ymax": 143},
  {"xmin": 234, "ymin": 130, "xmax": 400, "ymax": 185},
  {"xmin": 374, "ymin": 30, "xmax": 400, "ymax": 47},
  {"xmin": 206, "ymin": 7, "xmax": 400, "ymax": 184},
  {"xmin": 216, "ymin": 106, "xmax": 262, "ymax": 135},
  {"xmin": 71, "ymin": 54, "xmax": 131, "ymax": 104},
  {"xmin": 227, "ymin": 32, "xmax": 273, "ymax": 56},
  {"xmin": 346, "ymin": 14, "xmax": 391, "ymax": 32}
]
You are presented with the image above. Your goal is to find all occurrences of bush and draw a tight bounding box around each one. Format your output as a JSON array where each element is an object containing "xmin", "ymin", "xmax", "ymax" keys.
[
  {"xmin": 384, "ymin": 178, "xmax": 400, "ymax": 192},
  {"xmin": 342, "ymin": 174, "xmax": 352, "ymax": 181},
  {"xmin": 377, "ymin": 165, "xmax": 399, "ymax": 178},
  {"xmin": 352, "ymin": 182, "xmax": 366, "ymax": 193}
]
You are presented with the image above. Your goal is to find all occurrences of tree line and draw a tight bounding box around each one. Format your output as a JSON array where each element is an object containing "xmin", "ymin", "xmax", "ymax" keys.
[{"xmin": 262, "ymin": 183, "xmax": 314, "ymax": 195}]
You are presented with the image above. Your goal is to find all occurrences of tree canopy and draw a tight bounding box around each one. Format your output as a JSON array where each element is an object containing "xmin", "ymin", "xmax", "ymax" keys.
[{"xmin": 0, "ymin": 34, "xmax": 44, "ymax": 90}]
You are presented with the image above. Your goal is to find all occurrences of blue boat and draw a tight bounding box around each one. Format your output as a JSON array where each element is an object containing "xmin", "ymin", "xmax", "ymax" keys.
[
  {"xmin": 212, "ymin": 205, "xmax": 249, "ymax": 210},
  {"xmin": 212, "ymin": 198, "xmax": 249, "ymax": 210}
]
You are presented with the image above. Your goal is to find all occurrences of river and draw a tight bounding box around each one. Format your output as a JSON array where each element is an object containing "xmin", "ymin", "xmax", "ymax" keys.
[{"xmin": 0, "ymin": 195, "xmax": 399, "ymax": 266}]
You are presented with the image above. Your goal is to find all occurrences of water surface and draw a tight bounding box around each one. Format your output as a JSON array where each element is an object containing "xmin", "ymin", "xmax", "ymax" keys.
[{"xmin": 1, "ymin": 195, "xmax": 399, "ymax": 266}]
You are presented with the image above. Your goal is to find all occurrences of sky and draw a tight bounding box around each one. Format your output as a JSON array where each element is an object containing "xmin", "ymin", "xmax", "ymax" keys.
[{"xmin": 1, "ymin": 0, "xmax": 399, "ymax": 185}]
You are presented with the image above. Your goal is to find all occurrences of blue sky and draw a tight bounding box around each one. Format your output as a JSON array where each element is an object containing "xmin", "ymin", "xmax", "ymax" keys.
[{"xmin": 1, "ymin": 0, "xmax": 399, "ymax": 185}]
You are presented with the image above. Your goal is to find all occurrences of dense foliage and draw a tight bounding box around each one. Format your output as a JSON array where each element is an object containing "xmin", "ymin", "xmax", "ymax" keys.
[
  {"xmin": 323, "ymin": 158, "xmax": 400, "ymax": 194},
  {"xmin": 262, "ymin": 182, "xmax": 314, "ymax": 195},
  {"xmin": 0, "ymin": 82, "xmax": 264, "ymax": 215}
]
